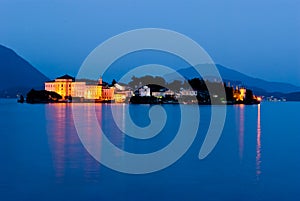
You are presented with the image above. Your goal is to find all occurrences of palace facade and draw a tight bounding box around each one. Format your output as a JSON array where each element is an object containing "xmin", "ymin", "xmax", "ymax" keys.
[{"xmin": 45, "ymin": 74, "xmax": 115, "ymax": 101}]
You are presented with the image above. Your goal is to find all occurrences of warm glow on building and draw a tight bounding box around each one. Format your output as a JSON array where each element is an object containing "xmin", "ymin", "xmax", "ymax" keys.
[
  {"xmin": 102, "ymin": 86, "xmax": 115, "ymax": 101},
  {"xmin": 114, "ymin": 93, "xmax": 127, "ymax": 103},
  {"xmin": 45, "ymin": 75, "xmax": 74, "ymax": 99},
  {"xmin": 85, "ymin": 85, "xmax": 102, "ymax": 99},
  {"xmin": 239, "ymin": 88, "xmax": 246, "ymax": 101},
  {"xmin": 71, "ymin": 82, "xmax": 86, "ymax": 98},
  {"xmin": 233, "ymin": 87, "xmax": 247, "ymax": 102},
  {"xmin": 45, "ymin": 75, "xmax": 114, "ymax": 101}
]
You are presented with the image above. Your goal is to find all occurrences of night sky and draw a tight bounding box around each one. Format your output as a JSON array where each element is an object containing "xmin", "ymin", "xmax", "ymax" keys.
[{"xmin": 0, "ymin": 0, "xmax": 299, "ymax": 85}]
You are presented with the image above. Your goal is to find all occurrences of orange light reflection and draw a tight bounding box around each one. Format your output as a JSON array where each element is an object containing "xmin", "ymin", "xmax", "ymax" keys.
[
  {"xmin": 256, "ymin": 104, "xmax": 262, "ymax": 180},
  {"xmin": 238, "ymin": 105, "xmax": 245, "ymax": 160},
  {"xmin": 46, "ymin": 103, "xmax": 102, "ymax": 183}
]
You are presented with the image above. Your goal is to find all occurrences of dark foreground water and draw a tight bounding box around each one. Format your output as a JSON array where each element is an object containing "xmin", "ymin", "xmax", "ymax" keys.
[{"xmin": 0, "ymin": 99, "xmax": 299, "ymax": 201}]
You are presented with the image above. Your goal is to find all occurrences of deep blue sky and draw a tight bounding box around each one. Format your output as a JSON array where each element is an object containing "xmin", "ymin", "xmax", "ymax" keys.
[{"xmin": 0, "ymin": 0, "xmax": 299, "ymax": 85}]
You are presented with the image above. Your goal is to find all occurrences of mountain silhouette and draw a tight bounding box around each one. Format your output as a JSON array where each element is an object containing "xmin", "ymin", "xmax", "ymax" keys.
[
  {"xmin": 0, "ymin": 44, "xmax": 49, "ymax": 98},
  {"xmin": 1, "ymin": 44, "xmax": 299, "ymax": 98},
  {"xmin": 165, "ymin": 64, "xmax": 300, "ymax": 94}
]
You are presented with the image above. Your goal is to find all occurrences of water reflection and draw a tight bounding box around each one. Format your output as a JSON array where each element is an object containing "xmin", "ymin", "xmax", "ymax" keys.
[
  {"xmin": 46, "ymin": 104, "xmax": 66, "ymax": 181},
  {"xmin": 45, "ymin": 104, "xmax": 101, "ymax": 183},
  {"xmin": 82, "ymin": 104, "xmax": 102, "ymax": 181},
  {"xmin": 256, "ymin": 104, "xmax": 262, "ymax": 180},
  {"xmin": 106, "ymin": 104, "xmax": 126, "ymax": 149},
  {"xmin": 237, "ymin": 105, "xmax": 245, "ymax": 160},
  {"xmin": 46, "ymin": 103, "xmax": 264, "ymax": 183},
  {"xmin": 108, "ymin": 104, "xmax": 125, "ymax": 155}
]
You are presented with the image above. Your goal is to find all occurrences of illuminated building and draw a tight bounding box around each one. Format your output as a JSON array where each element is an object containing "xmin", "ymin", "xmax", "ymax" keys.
[
  {"xmin": 102, "ymin": 86, "xmax": 115, "ymax": 101},
  {"xmin": 114, "ymin": 93, "xmax": 127, "ymax": 103},
  {"xmin": 233, "ymin": 86, "xmax": 246, "ymax": 101},
  {"xmin": 180, "ymin": 89, "xmax": 197, "ymax": 96},
  {"xmin": 45, "ymin": 75, "xmax": 114, "ymax": 101},
  {"xmin": 45, "ymin": 74, "xmax": 74, "ymax": 99},
  {"xmin": 138, "ymin": 86, "xmax": 151, "ymax": 97},
  {"xmin": 71, "ymin": 82, "xmax": 86, "ymax": 98},
  {"xmin": 114, "ymin": 83, "xmax": 133, "ymax": 103}
]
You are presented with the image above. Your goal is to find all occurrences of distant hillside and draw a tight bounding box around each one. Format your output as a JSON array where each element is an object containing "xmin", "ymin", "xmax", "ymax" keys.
[
  {"xmin": 165, "ymin": 64, "xmax": 300, "ymax": 94},
  {"xmin": 0, "ymin": 45, "xmax": 49, "ymax": 98}
]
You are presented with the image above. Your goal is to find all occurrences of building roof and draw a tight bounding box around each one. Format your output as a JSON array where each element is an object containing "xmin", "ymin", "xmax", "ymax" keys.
[{"xmin": 56, "ymin": 74, "xmax": 75, "ymax": 81}]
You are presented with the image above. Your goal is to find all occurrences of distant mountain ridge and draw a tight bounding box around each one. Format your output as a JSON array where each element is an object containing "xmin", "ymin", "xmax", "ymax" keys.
[
  {"xmin": 1, "ymin": 43, "xmax": 299, "ymax": 99},
  {"xmin": 0, "ymin": 44, "xmax": 49, "ymax": 98},
  {"xmin": 165, "ymin": 64, "xmax": 300, "ymax": 94}
]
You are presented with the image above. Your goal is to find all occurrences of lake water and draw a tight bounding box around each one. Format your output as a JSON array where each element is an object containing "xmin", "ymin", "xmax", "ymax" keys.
[{"xmin": 0, "ymin": 99, "xmax": 299, "ymax": 201}]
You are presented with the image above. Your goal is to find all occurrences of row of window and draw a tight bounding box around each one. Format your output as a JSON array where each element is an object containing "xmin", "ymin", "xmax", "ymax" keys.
[{"xmin": 46, "ymin": 84, "xmax": 72, "ymax": 87}]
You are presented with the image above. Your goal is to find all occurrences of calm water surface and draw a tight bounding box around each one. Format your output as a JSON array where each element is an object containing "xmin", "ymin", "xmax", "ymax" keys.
[{"xmin": 0, "ymin": 99, "xmax": 299, "ymax": 201}]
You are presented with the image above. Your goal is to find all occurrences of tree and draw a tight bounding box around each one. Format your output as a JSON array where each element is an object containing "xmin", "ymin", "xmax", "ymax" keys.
[
  {"xmin": 167, "ymin": 80, "xmax": 182, "ymax": 91},
  {"xmin": 128, "ymin": 75, "xmax": 167, "ymax": 89},
  {"xmin": 188, "ymin": 78, "xmax": 207, "ymax": 91},
  {"xmin": 128, "ymin": 76, "xmax": 140, "ymax": 89},
  {"xmin": 153, "ymin": 76, "xmax": 166, "ymax": 87},
  {"xmin": 245, "ymin": 89, "xmax": 254, "ymax": 104}
]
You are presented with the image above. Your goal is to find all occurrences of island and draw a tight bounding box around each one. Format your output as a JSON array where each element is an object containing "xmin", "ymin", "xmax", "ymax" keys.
[{"xmin": 21, "ymin": 74, "xmax": 261, "ymax": 105}]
